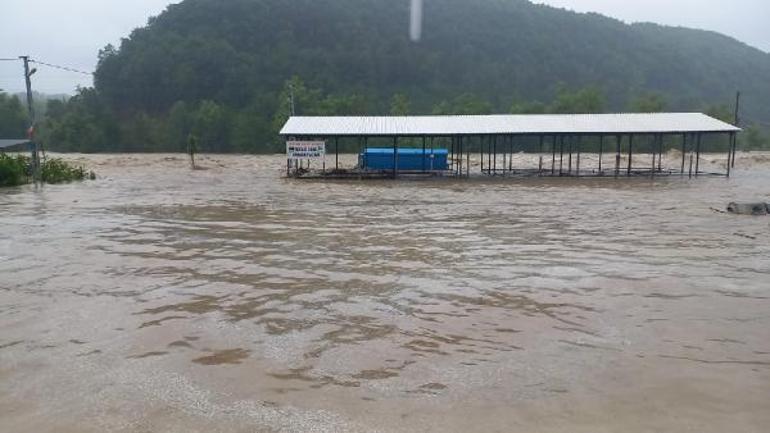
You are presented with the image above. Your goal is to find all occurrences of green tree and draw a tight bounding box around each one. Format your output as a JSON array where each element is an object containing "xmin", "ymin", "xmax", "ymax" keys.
[
  {"xmin": 630, "ymin": 93, "xmax": 668, "ymax": 112},
  {"xmin": 510, "ymin": 99, "xmax": 547, "ymax": 114},
  {"xmin": 192, "ymin": 100, "xmax": 229, "ymax": 152},
  {"xmin": 550, "ymin": 86, "xmax": 605, "ymax": 114},
  {"xmin": 390, "ymin": 93, "xmax": 411, "ymax": 115},
  {"xmin": 41, "ymin": 87, "xmax": 120, "ymax": 152},
  {"xmin": 742, "ymin": 125, "xmax": 768, "ymax": 150},
  {"xmin": 123, "ymin": 112, "xmax": 163, "ymax": 151},
  {"xmin": 272, "ymin": 77, "xmax": 323, "ymax": 138},
  {"xmin": 0, "ymin": 93, "xmax": 28, "ymax": 138},
  {"xmin": 165, "ymin": 101, "xmax": 194, "ymax": 151},
  {"xmin": 432, "ymin": 93, "xmax": 493, "ymax": 115},
  {"xmin": 704, "ymin": 104, "xmax": 734, "ymax": 123}
]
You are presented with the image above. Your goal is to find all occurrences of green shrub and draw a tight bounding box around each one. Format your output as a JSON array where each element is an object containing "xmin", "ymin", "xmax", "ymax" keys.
[
  {"xmin": 0, "ymin": 155, "xmax": 93, "ymax": 187},
  {"xmin": 0, "ymin": 154, "xmax": 29, "ymax": 187},
  {"xmin": 40, "ymin": 158, "xmax": 89, "ymax": 184}
]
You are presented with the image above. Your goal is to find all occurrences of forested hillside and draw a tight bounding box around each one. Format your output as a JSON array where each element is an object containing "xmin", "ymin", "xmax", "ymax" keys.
[{"xmin": 37, "ymin": 0, "xmax": 770, "ymax": 152}]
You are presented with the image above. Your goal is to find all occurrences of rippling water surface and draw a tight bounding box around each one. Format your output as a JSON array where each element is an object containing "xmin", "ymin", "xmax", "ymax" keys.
[{"xmin": 1, "ymin": 154, "xmax": 769, "ymax": 433}]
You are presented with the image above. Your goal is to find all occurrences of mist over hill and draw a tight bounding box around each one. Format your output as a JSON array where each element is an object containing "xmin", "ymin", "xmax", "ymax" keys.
[{"xmin": 39, "ymin": 0, "xmax": 770, "ymax": 152}]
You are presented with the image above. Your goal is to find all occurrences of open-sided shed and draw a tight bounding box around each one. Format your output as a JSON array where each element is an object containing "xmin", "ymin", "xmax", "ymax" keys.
[{"xmin": 280, "ymin": 113, "xmax": 740, "ymax": 178}]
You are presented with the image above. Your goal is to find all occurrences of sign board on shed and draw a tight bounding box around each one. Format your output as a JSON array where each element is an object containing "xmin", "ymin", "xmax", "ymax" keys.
[{"xmin": 287, "ymin": 141, "xmax": 325, "ymax": 160}]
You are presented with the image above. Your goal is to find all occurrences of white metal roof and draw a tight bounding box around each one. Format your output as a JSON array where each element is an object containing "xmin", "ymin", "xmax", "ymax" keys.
[{"xmin": 280, "ymin": 113, "xmax": 740, "ymax": 136}]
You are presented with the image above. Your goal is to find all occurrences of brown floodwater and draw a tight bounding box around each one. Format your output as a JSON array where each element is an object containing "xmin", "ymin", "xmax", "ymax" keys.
[{"xmin": 1, "ymin": 153, "xmax": 769, "ymax": 433}]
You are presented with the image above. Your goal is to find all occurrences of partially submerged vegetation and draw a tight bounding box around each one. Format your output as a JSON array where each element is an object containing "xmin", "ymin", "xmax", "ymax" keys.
[
  {"xmin": 0, "ymin": 154, "xmax": 94, "ymax": 187},
  {"xmin": 0, "ymin": 155, "xmax": 28, "ymax": 187}
]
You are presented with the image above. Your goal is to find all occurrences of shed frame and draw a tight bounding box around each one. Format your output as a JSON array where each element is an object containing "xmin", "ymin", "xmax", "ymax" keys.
[{"xmin": 280, "ymin": 113, "xmax": 740, "ymax": 179}]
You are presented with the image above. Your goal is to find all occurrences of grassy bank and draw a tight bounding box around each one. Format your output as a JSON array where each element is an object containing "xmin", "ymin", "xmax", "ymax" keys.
[{"xmin": 0, "ymin": 154, "xmax": 94, "ymax": 187}]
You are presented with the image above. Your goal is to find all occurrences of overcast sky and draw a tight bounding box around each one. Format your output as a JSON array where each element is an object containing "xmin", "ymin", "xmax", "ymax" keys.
[{"xmin": 1, "ymin": 0, "xmax": 768, "ymax": 95}]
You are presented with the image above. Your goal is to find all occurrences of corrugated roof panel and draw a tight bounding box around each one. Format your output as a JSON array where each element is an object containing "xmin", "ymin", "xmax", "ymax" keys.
[{"xmin": 280, "ymin": 113, "xmax": 740, "ymax": 136}]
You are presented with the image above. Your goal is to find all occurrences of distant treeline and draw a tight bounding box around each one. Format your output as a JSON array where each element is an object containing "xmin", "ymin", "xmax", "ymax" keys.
[
  {"xmin": 3, "ymin": 0, "xmax": 770, "ymax": 153},
  {"xmin": 2, "ymin": 84, "xmax": 766, "ymax": 154}
]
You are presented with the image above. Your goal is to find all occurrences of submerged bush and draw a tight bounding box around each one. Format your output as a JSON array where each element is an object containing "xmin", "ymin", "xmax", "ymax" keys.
[
  {"xmin": 0, "ymin": 154, "xmax": 94, "ymax": 187},
  {"xmin": 40, "ymin": 158, "xmax": 89, "ymax": 184},
  {"xmin": 0, "ymin": 154, "xmax": 29, "ymax": 186}
]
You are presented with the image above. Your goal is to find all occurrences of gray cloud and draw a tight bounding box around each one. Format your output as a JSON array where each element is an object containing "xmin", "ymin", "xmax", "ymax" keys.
[{"xmin": 534, "ymin": 0, "xmax": 769, "ymax": 51}]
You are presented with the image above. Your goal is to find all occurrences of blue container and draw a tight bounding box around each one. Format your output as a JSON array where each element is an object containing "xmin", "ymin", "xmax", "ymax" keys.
[{"xmin": 360, "ymin": 148, "xmax": 448, "ymax": 171}]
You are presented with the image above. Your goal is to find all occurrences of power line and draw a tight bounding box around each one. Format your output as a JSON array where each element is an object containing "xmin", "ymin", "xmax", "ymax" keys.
[
  {"xmin": 29, "ymin": 59, "xmax": 93, "ymax": 76},
  {"xmin": 0, "ymin": 58, "xmax": 20, "ymax": 61}
]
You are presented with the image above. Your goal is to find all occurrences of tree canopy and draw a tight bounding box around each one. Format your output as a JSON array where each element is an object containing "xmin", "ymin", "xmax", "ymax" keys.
[{"xmin": 33, "ymin": 0, "xmax": 770, "ymax": 152}]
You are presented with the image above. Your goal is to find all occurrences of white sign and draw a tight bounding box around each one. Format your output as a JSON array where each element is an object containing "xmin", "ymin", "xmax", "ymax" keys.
[{"xmin": 287, "ymin": 141, "xmax": 325, "ymax": 160}]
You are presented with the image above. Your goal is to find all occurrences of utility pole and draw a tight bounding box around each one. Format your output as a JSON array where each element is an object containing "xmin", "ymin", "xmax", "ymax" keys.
[
  {"xmin": 20, "ymin": 55, "xmax": 39, "ymax": 180},
  {"xmin": 732, "ymin": 91, "xmax": 740, "ymax": 168}
]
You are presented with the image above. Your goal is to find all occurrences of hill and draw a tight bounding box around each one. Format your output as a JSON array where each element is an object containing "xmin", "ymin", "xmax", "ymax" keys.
[{"xmin": 43, "ymin": 0, "xmax": 770, "ymax": 152}]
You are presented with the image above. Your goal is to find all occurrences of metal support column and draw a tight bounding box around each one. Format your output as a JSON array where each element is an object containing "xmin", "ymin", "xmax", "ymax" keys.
[
  {"xmin": 680, "ymin": 134, "xmax": 687, "ymax": 175},
  {"xmin": 335, "ymin": 137, "xmax": 339, "ymax": 170},
  {"xmin": 551, "ymin": 135, "xmax": 557, "ymax": 175},
  {"xmin": 487, "ymin": 136, "xmax": 492, "ymax": 174},
  {"xmin": 502, "ymin": 136, "xmax": 507, "ymax": 175},
  {"xmin": 657, "ymin": 134, "xmax": 664, "ymax": 172},
  {"xmin": 393, "ymin": 136, "xmax": 399, "ymax": 179},
  {"xmin": 480, "ymin": 136, "xmax": 484, "ymax": 174},
  {"xmin": 493, "ymin": 135, "xmax": 497, "ymax": 175},
  {"xmin": 726, "ymin": 132, "xmax": 734, "ymax": 177},
  {"xmin": 695, "ymin": 133, "xmax": 702, "ymax": 176},
  {"xmin": 598, "ymin": 135, "xmax": 604, "ymax": 174},
  {"xmin": 627, "ymin": 134, "xmax": 634, "ymax": 176},
  {"xmin": 733, "ymin": 91, "xmax": 740, "ymax": 169},
  {"xmin": 575, "ymin": 136, "xmax": 581, "ymax": 177},
  {"xmin": 615, "ymin": 135, "xmax": 622, "ymax": 178},
  {"xmin": 422, "ymin": 136, "xmax": 427, "ymax": 172},
  {"xmin": 651, "ymin": 135, "xmax": 657, "ymax": 177}
]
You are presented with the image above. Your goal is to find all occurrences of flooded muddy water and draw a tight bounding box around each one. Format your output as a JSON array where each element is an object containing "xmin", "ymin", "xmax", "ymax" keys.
[{"xmin": 1, "ymin": 153, "xmax": 769, "ymax": 432}]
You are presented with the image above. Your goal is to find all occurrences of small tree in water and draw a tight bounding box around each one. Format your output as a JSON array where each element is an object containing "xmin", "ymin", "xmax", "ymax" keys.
[{"xmin": 187, "ymin": 133, "xmax": 199, "ymax": 169}]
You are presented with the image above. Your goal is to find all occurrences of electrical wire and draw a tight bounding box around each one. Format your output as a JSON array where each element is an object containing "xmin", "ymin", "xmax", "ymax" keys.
[
  {"xmin": 0, "ymin": 58, "xmax": 20, "ymax": 61},
  {"xmin": 29, "ymin": 59, "xmax": 93, "ymax": 76}
]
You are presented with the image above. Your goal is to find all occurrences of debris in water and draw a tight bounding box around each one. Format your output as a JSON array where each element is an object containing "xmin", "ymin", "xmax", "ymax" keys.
[{"xmin": 727, "ymin": 202, "xmax": 769, "ymax": 215}]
